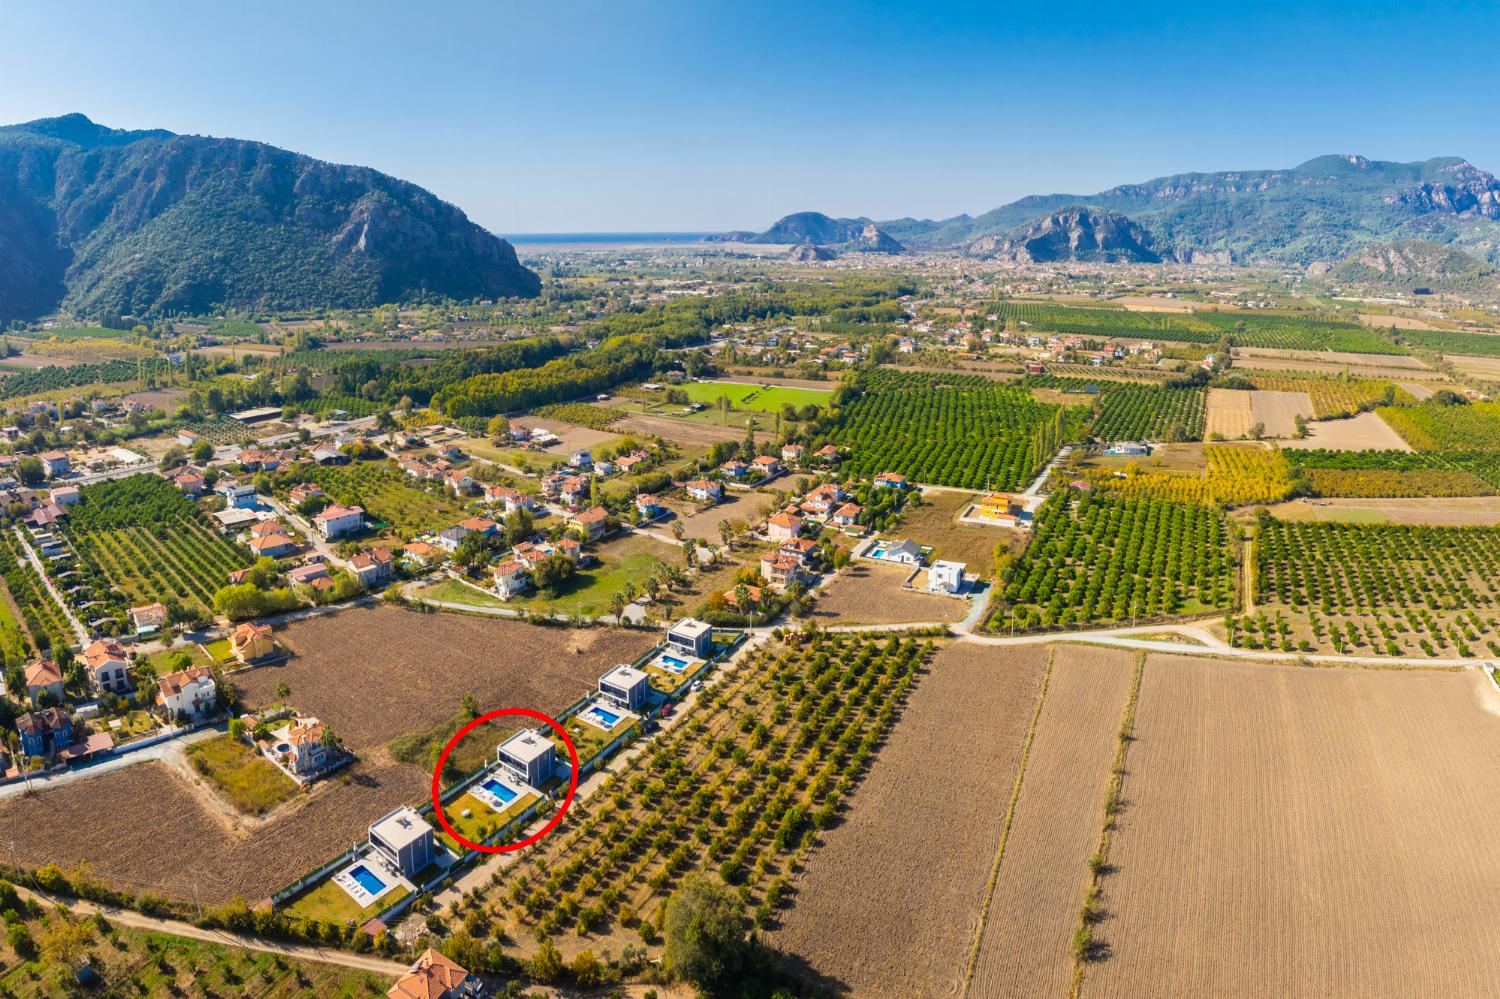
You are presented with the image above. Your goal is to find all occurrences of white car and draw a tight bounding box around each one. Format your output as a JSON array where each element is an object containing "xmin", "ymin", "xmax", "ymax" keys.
[{"xmin": 691, "ymin": 680, "xmax": 703, "ymax": 692}]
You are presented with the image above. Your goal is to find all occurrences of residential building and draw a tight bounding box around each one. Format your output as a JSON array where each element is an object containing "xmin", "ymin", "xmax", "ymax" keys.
[
  {"xmin": 286, "ymin": 562, "xmax": 330, "ymax": 586},
  {"xmin": 929, "ymin": 560, "xmax": 966, "ymax": 594},
  {"xmin": 250, "ymin": 533, "xmax": 299, "ymax": 559},
  {"xmin": 498, "ymin": 730, "xmax": 556, "ymax": 787},
  {"xmin": 457, "ymin": 516, "xmax": 499, "ymax": 538},
  {"xmin": 49, "ymin": 485, "xmax": 80, "ymax": 507},
  {"xmin": 156, "ymin": 666, "xmax": 217, "ymax": 720},
  {"xmin": 686, "ymin": 480, "xmax": 723, "ymax": 504},
  {"xmin": 1106, "ymin": 441, "xmax": 1151, "ymax": 457},
  {"xmin": 231, "ymin": 622, "xmax": 276, "ymax": 663},
  {"xmin": 569, "ymin": 449, "xmax": 593, "ymax": 469},
  {"xmin": 569, "ymin": 506, "xmax": 610, "ymax": 540},
  {"xmin": 492, "ymin": 559, "xmax": 531, "ymax": 600},
  {"xmin": 369, "ymin": 806, "xmax": 436, "ymax": 879},
  {"xmin": 314, "ymin": 504, "xmax": 364, "ymax": 539},
  {"xmin": 215, "ymin": 480, "xmax": 258, "ymax": 509},
  {"xmin": 599, "ymin": 664, "xmax": 650, "ymax": 712},
  {"xmin": 350, "ymin": 549, "xmax": 395, "ymax": 587},
  {"xmin": 24, "ymin": 659, "xmax": 64, "ymax": 705},
  {"xmin": 781, "ymin": 443, "xmax": 804, "ymax": 464},
  {"xmin": 444, "ymin": 469, "xmax": 476, "ymax": 495},
  {"xmin": 667, "ymin": 617, "xmax": 713, "ymax": 659},
  {"xmin": 40, "ymin": 451, "xmax": 71, "ymax": 479},
  {"xmin": 175, "ymin": 429, "xmax": 201, "ymax": 448},
  {"xmin": 285, "ymin": 717, "xmax": 330, "ymax": 775},
  {"xmin": 874, "ymin": 471, "xmax": 909, "ymax": 490},
  {"xmin": 83, "ymin": 640, "xmax": 131, "ymax": 696},
  {"xmin": 17, "ymin": 707, "xmax": 71, "ymax": 759},
  {"xmin": 871, "ymin": 538, "xmax": 924, "ymax": 566},
  {"xmin": 168, "ymin": 468, "xmax": 207, "ymax": 497},
  {"xmin": 387, "ymin": 949, "xmax": 477, "ymax": 999},
  {"xmin": 635, "ymin": 494, "xmax": 666, "ymax": 520},
  {"xmin": 816, "ymin": 444, "xmax": 841, "ymax": 463},
  {"xmin": 801, "ymin": 483, "xmax": 845, "ymax": 516},
  {"xmin": 288, "ymin": 482, "xmax": 324, "ymax": 506},
  {"xmin": 760, "ymin": 552, "xmax": 803, "ymax": 588},
  {"xmin": 780, "ymin": 537, "xmax": 819, "ymax": 564},
  {"xmin": 832, "ymin": 501, "xmax": 863, "ymax": 528},
  {"xmin": 766, "ymin": 511, "xmax": 803, "ymax": 542},
  {"xmin": 751, "ymin": 455, "xmax": 782, "ymax": 477},
  {"xmin": 128, "ymin": 602, "xmax": 168, "ymax": 636},
  {"xmin": 437, "ymin": 525, "xmax": 471, "ymax": 553},
  {"xmin": 719, "ymin": 459, "xmax": 748, "ymax": 480},
  {"xmin": 400, "ymin": 541, "xmax": 443, "ymax": 567}
]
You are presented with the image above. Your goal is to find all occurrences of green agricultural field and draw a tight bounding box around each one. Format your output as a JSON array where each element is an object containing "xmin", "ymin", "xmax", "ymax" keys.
[
  {"xmin": 59, "ymin": 474, "xmax": 253, "ymax": 624},
  {"xmin": 674, "ymin": 380, "xmax": 833, "ymax": 414},
  {"xmin": 279, "ymin": 461, "xmax": 468, "ymax": 537}
]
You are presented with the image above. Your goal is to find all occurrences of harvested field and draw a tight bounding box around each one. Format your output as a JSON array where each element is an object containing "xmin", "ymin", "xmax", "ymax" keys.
[
  {"xmin": 811, "ymin": 562, "xmax": 968, "ymax": 626},
  {"xmin": 1086, "ymin": 655, "xmax": 1500, "ymax": 998},
  {"xmin": 1400, "ymin": 382, "xmax": 1434, "ymax": 400},
  {"xmin": 1265, "ymin": 495, "xmax": 1500, "ymax": 526},
  {"xmin": 1356, "ymin": 312, "xmax": 1446, "ymax": 331},
  {"xmin": 1235, "ymin": 347, "xmax": 1432, "ymax": 370},
  {"xmin": 1205, "ymin": 389, "xmax": 1253, "ymax": 439},
  {"xmin": 2, "ymin": 610, "xmax": 656, "ymax": 906},
  {"xmin": 669, "ymin": 489, "xmax": 777, "ymax": 542},
  {"xmin": 1279, "ymin": 411, "xmax": 1412, "ymax": 452},
  {"xmin": 770, "ymin": 644, "xmax": 1049, "ymax": 998},
  {"xmin": 903, "ymin": 488, "xmax": 1017, "ymax": 574},
  {"xmin": 1232, "ymin": 353, "xmax": 1448, "ymax": 380},
  {"xmin": 607, "ymin": 411, "xmax": 761, "ymax": 447},
  {"xmin": 1445, "ymin": 353, "xmax": 1500, "ymax": 379},
  {"xmin": 233, "ymin": 606, "xmax": 655, "ymax": 750},
  {"xmin": 967, "ymin": 646, "xmax": 1135, "ymax": 998},
  {"xmin": 1247, "ymin": 390, "xmax": 1313, "ymax": 437}
]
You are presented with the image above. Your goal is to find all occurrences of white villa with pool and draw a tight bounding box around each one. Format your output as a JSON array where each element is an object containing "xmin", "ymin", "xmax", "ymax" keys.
[{"xmin": 498, "ymin": 730, "xmax": 556, "ymax": 787}]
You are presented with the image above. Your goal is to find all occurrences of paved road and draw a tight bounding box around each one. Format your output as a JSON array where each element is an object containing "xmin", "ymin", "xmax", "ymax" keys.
[{"xmin": 0, "ymin": 725, "xmax": 219, "ymax": 800}]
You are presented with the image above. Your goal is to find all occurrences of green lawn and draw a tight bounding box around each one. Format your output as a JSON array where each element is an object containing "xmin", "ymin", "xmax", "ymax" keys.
[
  {"xmin": 416, "ymin": 577, "xmax": 508, "ymax": 609},
  {"xmin": 184, "ymin": 735, "xmax": 298, "ymax": 815},
  {"xmin": 439, "ymin": 786, "xmax": 540, "ymax": 852},
  {"xmin": 674, "ymin": 380, "xmax": 832, "ymax": 413},
  {"xmin": 285, "ymin": 874, "xmax": 411, "ymax": 925},
  {"xmin": 200, "ymin": 637, "xmax": 235, "ymax": 663},
  {"xmin": 506, "ymin": 544, "xmax": 672, "ymax": 617},
  {"xmin": 642, "ymin": 656, "xmax": 710, "ymax": 696}
]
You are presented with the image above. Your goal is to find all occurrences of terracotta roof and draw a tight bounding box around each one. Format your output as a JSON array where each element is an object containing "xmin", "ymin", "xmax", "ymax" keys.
[
  {"xmin": 250, "ymin": 519, "xmax": 286, "ymax": 536},
  {"xmin": 232, "ymin": 622, "xmax": 272, "ymax": 646},
  {"xmin": 387, "ymin": 948, "xmax": 469, "ymax": 999},
  {"xmin": 157, "ymin": 666, "xmax": 214, "ymax": 698},
  {"xmin": 251, "ymin": 534, "xmax": 297, "ymax": 553},
  {"xmin": 573, "ymin": 506, "xmax": 608, "ymax": 524},
  {"xmin": 457, "ymin": 517, "xmax": 497, "ymax": 532},
  {"xmin": 288, "ymin": 718, "xmax": 324, "ymax": 746},
  {"xmin": 25, "ymin": 659, "xmax": 62, "ymax": 687},
  {"xmin": 315, "ymin": 504, "xmax": 363, "ymax": 522},
  {"xmin": 767, "ymin": 512, "xmax": 802, "ymax": 529},
  {"xmin": 84, "ymin": 640, "xmax": 128, "ymax": 671}
]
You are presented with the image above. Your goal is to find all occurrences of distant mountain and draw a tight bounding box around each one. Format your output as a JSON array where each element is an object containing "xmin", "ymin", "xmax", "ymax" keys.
[
  {"xmin": 716, "ymin": 211, "xmax": 903, "ymax": 253},
  {"xmin": 0, "ymin": 113, "xmax": 540, "ymax": 322},
  {"xmin": 1331, "ymin": 239, "xmax": 1498, "ymax": 293},
  {"xmin": 721, "ymin": 155, "xmax": 1500, "ymax": 266},
  {"xmin": 968, "ymin": 207, "xmax": 1159, "ymax": 263}
]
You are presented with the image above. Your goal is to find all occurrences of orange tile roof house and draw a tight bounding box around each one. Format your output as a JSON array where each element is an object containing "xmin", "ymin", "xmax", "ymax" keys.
[
  {"xmin": 250, "ymin": 533, "xmax": 299, "ymax": 558},
  {"xmin": 156, "ymin": 666, "xmax": 217, "ymax": 720},
  {"xmin": 314, "ymin": 503, "xmax": 364, "ymax": 539},
  {"xmin": 83, "ymin": 640, "xmax": 131, "ymax": 695},
  {"xmin": 387, "ymin": 948, "xmax": 476, "ymax": 999},
  {"xmin": 24, "ymin": 659, "xmax": 64, "ymax": 705},
  {"xmin": 231, "ymin": 622, "xmax": 276, "ymax": 664},
  {"xmin": 569, "ymin": 506, "xmax": 611, "ymax": 539},
  {"xmin": 128, "ymin": 602, "xmax": 168, "ymax": 636},
  {"xmin": 766, "ymin": 511, "xmax": 803, "ymax": 541}
]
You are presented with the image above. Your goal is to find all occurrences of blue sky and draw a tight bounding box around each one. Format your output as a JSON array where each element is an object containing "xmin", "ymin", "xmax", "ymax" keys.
[{"xmin": 2, "ymin": 0, "xmax": 1496, "ymax": 233}]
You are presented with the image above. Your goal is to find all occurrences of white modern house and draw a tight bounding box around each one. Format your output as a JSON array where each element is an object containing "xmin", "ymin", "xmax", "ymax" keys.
[
  {"xmin": 498, "ymin": 730, "xmax": 556, "ymax": 788},
  {"xmin": 667, "ymin": 618, "xmax": 713, "ymax": 659},
  {"xmin": 368, "ymin": 806, "xmax": 436, "ymax": 878},
  {"xmin": 599, "ymin": 664, "xmax": 651, "ymax": 712},
  {"xmin": 928, "ymin": 560, "xmax": 966, "ymax": 594}
]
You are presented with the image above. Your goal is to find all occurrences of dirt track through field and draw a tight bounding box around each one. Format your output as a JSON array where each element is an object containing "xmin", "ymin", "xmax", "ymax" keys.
[
  {"xmin": 1084, "ymin": 655, "xmax": 1500, "ymax": 999},
  {"xmin": 769, "ymin": 644, "xmax": 1048, "ymax": 997},
  {"xmin": 965, "ymin": 646, "xmax": 1135, "ymax": 998}
]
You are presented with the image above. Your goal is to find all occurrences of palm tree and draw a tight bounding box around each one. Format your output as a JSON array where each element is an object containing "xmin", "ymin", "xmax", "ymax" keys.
[
  {"xmin": 610, "ymin": 591, "xmax": 627, "ymax": 625},
  {"xmin": 718, "ymin": 520, "xmax": 733, "ymax": 550}
]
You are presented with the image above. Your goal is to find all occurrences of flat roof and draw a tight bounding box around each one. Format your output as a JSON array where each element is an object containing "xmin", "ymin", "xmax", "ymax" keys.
[
  {"xmin": 932, "ymin": 560, "xmax": 966, "ymax": 571},
  {"xmin": 369, "ymin": 806, "xmax": 432, "ymax": 850},
  {"xmin": 668, "ymin": 618, "xmax": 712, "ymax": 639},
  {"xmin": 601, "ymin": 664, "xmax": 649, "ymax": 688},
  {"xmin": 229, "ymin": 406, "xmax": 283, "ymax": 422},
  {"xmin": 499, "ymin": 730, "xmax": 554, "ymax": 764}
]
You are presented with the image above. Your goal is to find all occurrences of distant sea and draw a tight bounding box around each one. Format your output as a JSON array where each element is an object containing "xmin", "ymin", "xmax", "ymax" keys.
[{"xmin": 506, "ymin": 232, "xmax": 716, "ymax": 246}]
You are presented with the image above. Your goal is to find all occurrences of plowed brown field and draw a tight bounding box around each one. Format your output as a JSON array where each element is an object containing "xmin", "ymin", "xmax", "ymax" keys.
[
  {"xmin": 966, "ymin": 646, "xmax": 1135, "ymax": 997},
  {"xmin": 768, "ymin": 644, "xmax": 1049, "ymax": 997},
  {"xmin": 1084, "ymin": 655, "xmax": 1500, "ymax": 998}
]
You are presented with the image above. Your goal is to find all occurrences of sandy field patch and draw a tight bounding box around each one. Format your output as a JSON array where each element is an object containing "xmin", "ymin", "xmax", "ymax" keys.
[
  {"xmin": 1205, "ymin": 389, "xmax": 1253, "ymax": 439},
  {"xmin": 902, "ymin": 488, "xmax": 1018, "ymax": 574},
  {"xmin": 811, "ymin": 562, "xmax": 969, "ymax": 626},
  {"xmin": 668, "ymin": 490, "xmax": 778, "ymax": 542},
  {"xmin": 1234, "ymin": 347, "xmax": 1433, "ymax": 370},
  {"xmin": 1085, "ymin": 655, "xmax": 1500, "ymax": 998},
  {"xmin": 1247, "ymin": 390, "xmax": 1314, "ymax": 437},
  {"xmin": 1112, "ymin": 295, "xmax": 1198, "ymax": 313},
  {"xmin": 1265, "ymin": 495, "xmax": 1500, "ymax": 527},
  {"xmin": 769, "ymin": 644, "xmax": 1049, "ymax": 997},
  {"xmin": 233, "ymin": 607, "xmax": 654, "ymax": 751},
  {"xmin": 1232, "ymin": 353, "xmax": 1449, "ymax": 380},
  {"xmin": 1278, "ymin": 411, "xmax": 1413, "ymax": 452},
  {"xmin": 1444, "ymin": 353, "xmax": 1500, "ymax": 379},
  {"xmin": 609, "ymin": 412, "xmax": 763, "ymax": 447},
  {"xmin": 968, "ymin": 646, "xmax": 1136, "ymax": 997},
  {"xmin": 1400, "ymin": 382, "xmax": 1434, "ymax": 400},
  {"xmin": 1356, "ymin": 312, "xmax": 1446, "ymax": 331}
]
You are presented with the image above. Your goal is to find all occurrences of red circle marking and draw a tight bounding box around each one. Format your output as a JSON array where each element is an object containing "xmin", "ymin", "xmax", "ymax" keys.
[{"xmin": 430, "ymin": 707, "xmax": 579, "ymax": 854}]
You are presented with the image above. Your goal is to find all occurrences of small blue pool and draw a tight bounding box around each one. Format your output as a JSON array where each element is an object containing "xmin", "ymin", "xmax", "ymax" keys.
[
  {"xmin": 659, "ymin": 654, "xmax": 690, "ymax": 672},
  {"xmin": 348, "ymin": 865, "xmax": 386, "ymax": 895},
  {"xmin": 584, "ymin": 706, "xmax": 622, "ymax": 727},
  {"xmin": 480, "ymin": 778, "xmax": 518, "ymax": 804}
]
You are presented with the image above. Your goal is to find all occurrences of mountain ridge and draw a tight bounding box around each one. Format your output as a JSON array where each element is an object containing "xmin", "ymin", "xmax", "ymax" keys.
[{"xmin": 0, "ymin": 113, "xmax": 540, "ymax": 322}]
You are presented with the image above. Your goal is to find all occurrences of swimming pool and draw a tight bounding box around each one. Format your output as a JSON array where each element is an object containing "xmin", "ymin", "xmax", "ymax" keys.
[
  {"xmin": 480, "ymin": 777, "xmax": 518, "ymax": 804},
  {"xmin": 582, "ymin": 705, "xmax": 622, "ymax": 728},
  {"xmin": 658, "ymin": 654, "xmax": 690, "ymax": 673},
  {"xmin": 348, "ymin": 865, "xmax": 386, "ymax": 895}
]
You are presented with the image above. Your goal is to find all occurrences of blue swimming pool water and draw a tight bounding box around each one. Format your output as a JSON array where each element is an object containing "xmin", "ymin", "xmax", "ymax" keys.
[
  {"xmin": 586, "ymin": 706, "xmax": 622, "ymax": 727},
  {"xmin": 481, "ymin": 778, "xmax": 518, "ymax": 803},
  {"xmin": 349, "ymin": 865, "xmax": 386, "ymax": 895},
  {"xmin": 660, "ymin": 654, "xmax": 689, "ymax": 672}
]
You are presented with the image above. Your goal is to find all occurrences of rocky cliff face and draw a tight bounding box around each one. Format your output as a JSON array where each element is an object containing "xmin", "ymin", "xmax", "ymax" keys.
[
  {"xmin": 1384, "ymin": 161, "xmax": 1500, "ymax": 219},
  {"xmin": 847, "ymin": 223, "xmax": 903, "ymax": 254},
  {"xmin": 969, "ymin": 207, "xmax": 1159, "ymax": 263},
  {"xmin": 1331, "ymin": 239, "xmax": 1498, "ymax": 291},
  {"xmin": 0, "ymin": 113, "xmax": 540, "ymax": 321},
  {"xmin": 786, "ymin": 242, "xmax": 839, "ymax": 261}
]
